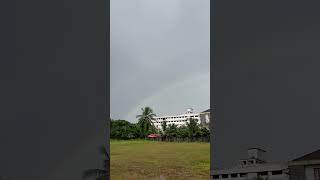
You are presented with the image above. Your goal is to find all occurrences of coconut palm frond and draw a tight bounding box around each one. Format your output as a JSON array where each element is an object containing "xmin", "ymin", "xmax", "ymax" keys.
[
  {"xmin": 149, "ymin": 113, "xmax": 157, "ymax": 117},
  {"xmin": 136, "ymin": 106, "xmax": 158, "ymax": 137}
]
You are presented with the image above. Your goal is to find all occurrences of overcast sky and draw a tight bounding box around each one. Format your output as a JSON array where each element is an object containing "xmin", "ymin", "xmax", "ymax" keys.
[{"xmin": 110, "ymin": 0, "xmax": 210, "ymax": 122}]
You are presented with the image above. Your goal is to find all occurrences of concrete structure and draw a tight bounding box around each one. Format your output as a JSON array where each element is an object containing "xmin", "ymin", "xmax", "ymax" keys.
[
  {"xmin": 211, "ymin": 148, "xmax": 320, "ymax": 180},
  {"xmin": 199, "ymin": 109, "xmax": 210, "ymax": 129},
  {"xmin": 152, "ymin": 108, "xmax": 210, "ymax": 130},
  {"xmin": 211, "ymin": 148, "xmax": 289, "ymax": 180},
  {"xmin": 288, "ymin": 149, "xmax": 320, "ymax": 180}
]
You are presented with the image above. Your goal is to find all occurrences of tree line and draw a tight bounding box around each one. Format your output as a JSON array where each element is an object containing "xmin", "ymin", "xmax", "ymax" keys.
[
  {"xmin": 82, "ymin": 107, "xmax": 210, "ymax": 180},
  {"xmin": 111, "ymin": 107, "xmax": 210, "ymax": 142}
]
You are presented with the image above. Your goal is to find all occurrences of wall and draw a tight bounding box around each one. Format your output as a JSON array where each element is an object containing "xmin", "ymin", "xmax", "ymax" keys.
[
  {"xmin": 305, "ymin": 165, "xmax": 320, "ymax": 180},
  {"xmin": 289, "ymin": 165, "xmax": 306, "ymax": 180}
]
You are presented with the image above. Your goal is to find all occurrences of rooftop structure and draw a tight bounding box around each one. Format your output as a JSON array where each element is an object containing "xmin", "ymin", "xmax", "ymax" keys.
[
  {"xmin": 288, "ymin": 149, "xmax": 320, "ymax": 180},
  {"xmin": 211, "ymin": 148, "xmax": 289, "ymax": 180},
  {"xmin": 211, "ymin": 148, "xmax": 320, "ymax": 180},
  {"xmin": 147, "ymin": 134, "xmax": 160, "ymax": 138}
]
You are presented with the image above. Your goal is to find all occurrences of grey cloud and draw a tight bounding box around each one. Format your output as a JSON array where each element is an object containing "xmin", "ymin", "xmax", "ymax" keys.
[{"xmin": 111, "ymin": 0, "xmax": 210, "ymax": 121}]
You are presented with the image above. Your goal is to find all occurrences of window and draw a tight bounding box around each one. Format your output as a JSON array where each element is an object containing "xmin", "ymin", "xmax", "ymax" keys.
[
  {"xmin": 231, "ymin": 173, "xmax": 238, "ymax": 178},
  {"xmin": 212, "ymin": 175, "xmax": 219, "ymax": 179},
  {"xmin": 314, "ymin": 168, "xmax": 320, "ymax": 180},
  {"xmin": 222, "ymin": 174, "xmax": 228, "ymax": 178},
  {"xmin": 272, "ymin": 170, "xmax": 282, "ymax": 175}
]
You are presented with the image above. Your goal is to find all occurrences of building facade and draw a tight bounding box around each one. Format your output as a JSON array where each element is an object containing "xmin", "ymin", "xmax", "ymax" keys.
[
  {"xmin": 211, "ymin": 148, "xmax": 289, "ymax": 180},
  {"xmin": 199, "ymin": 109, "xmax": 210, "ymax": 129},
  {"xmin": 288, "ymin": 149, "xmax": 320, "ymax": 180},
  {"xmin": 211, "ymin": 148, "xmax": 320, "ymax": 180},
  {"xmin": 152, "ymin": 108, "xmax": 210, "ymax": 130}
]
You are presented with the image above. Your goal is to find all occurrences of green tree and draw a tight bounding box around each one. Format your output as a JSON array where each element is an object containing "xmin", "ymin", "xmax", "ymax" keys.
[
  {"xmin": 83, "ymin": 146, "xmax": 109, "ymax": 180},
  {"xmin": 161, "ymin": 121, "xmax": 167, "ymax": 136},
  {"xmin": 165, "ymin": 124, "xmax": 178, "ymax": 138},
  {"xmin": 186, "ymin": 118, "xmax": 201, "ymax": 140},
  {"xmin": 177, "ymin": 125, "xmax": 189, "ymax": 140},
  {"xmin": 136, "ymin": 107, "xmax": 157, "ymax": 138},
  {"xmin": 110, "ymin": 120, "xmax": 138, "ymax": 139},
  {"xmin": 132, "ymin": 123, "xmax": 142, "ymax": 138},
  {"xmin": 200, "ymin": 127, "xmax": 210, "ymax": 137}
]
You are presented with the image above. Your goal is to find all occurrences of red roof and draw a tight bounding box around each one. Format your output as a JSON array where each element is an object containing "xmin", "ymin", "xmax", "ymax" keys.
[{"xmin": 147, "ymin": 134, "xmax": 160, "ymax": 138}]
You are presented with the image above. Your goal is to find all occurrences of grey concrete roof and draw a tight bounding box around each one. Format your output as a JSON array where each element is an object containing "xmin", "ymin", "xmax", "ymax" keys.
[{"xmin": 292, "ymin": 149, "xmax": 320, "ymax": 161}]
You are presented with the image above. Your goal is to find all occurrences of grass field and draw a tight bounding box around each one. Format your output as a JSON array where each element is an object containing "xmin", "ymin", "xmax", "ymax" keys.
[{"xmin": 110, "ymin": 139, "xmax": 210, "ymax": 180}]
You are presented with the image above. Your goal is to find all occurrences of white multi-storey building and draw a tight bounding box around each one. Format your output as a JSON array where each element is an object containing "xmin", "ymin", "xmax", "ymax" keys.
[{"xmin": 152, "ymin": 108, "xmax": 208, "ymax": 130}]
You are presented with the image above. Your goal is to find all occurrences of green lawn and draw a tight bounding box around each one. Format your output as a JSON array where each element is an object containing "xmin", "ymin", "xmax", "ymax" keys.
[{"xmin": 111, "ymin": 139, "xmax": 210, "ymax": 180}]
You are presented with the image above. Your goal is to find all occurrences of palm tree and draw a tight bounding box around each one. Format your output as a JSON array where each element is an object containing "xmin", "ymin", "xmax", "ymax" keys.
[
  {"xmin": 136, "ymin": 107, "xmax": 157, "ymax": 138},
  {"xmin": 83, "ymin": 146, "xmax": 109, "ymax": 180}
]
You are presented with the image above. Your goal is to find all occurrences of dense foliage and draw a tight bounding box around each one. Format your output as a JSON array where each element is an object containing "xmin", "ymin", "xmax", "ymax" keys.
[
  {"xmin": 110, "ymin": 107, "xmax": 210, "ymax": 141},
  {"xmin": 110, "ymin": 120, "xmax": 139, "ymax": 139}
]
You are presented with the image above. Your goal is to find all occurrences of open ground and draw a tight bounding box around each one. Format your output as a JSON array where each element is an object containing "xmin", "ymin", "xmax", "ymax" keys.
[{"xmin": 110, "ymin": 139, "xmax": 210, "ymax": 180}]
